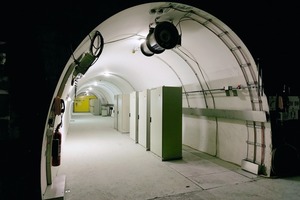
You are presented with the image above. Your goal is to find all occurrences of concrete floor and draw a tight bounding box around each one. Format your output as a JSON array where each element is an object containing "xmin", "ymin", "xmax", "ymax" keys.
[{"xmin": 56, "ymin": 113, "xmax": 300, "ymax": 200}]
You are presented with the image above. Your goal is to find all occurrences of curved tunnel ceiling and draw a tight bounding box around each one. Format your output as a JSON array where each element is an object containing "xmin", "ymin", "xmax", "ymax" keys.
[{"xmin": 63, "ymin": 2, "xmax": 258, "ymax": 106}]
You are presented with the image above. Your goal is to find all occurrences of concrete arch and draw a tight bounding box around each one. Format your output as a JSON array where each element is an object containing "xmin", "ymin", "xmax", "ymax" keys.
[{"xmin": 41, "ymin": 2, "xmax": 271, "ymax": 199}]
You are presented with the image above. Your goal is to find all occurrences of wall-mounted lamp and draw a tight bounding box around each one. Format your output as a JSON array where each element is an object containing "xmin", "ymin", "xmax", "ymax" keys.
[{"xmin": 140, "ymin": 21, "xmax": 180, "ymax": 57}]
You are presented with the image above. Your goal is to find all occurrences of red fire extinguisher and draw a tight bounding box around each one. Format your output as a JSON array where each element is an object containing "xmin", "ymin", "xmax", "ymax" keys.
[{"xmin": 52, "ymin": 124, "xmax": 62, "ymax": 166}]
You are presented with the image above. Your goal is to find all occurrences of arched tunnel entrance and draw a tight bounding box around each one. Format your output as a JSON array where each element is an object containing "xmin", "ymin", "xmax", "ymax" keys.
[
  {"xmin": 41, "ymin": 2, "xmax": 276, "ymax": 199},
  {"xmin": 39, "ymin": 2, "xmax": 300, "ymax": 199}
]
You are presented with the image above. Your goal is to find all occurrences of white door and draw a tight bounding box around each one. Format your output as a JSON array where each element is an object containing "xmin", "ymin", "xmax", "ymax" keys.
[
  {"xmin": 129, "ymin": 91, "xmax": 138, "ymax": 142},
  {"xmin": 138, "ymin": 89, "xmax": 150, "ymax": 150},
  {"xmin": 150, "ymin": 87, "xmax": 163, "ymax": 157}
]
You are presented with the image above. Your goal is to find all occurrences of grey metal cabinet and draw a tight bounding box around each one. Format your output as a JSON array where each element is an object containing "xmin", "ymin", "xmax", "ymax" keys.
[{"xmin": 150, "ymin": 86, "xmax": 182, "ymax": 161}]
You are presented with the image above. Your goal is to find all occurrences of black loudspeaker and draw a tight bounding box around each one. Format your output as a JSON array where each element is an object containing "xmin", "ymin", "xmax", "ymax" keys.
[{"xmin": 141, "ymin": 21, "xmax": 179, "ymax": 56}]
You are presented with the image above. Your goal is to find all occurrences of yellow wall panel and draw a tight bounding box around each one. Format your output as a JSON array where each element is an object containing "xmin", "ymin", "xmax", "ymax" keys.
[{"xmin": 74, "ymin": 95, "xmax": 96, "ymax": 112}]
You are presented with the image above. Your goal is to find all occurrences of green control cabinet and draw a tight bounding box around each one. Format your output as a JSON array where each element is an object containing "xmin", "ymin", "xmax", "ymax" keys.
[{"xmin": 150, "ymin": 86, "xmax": 182, "ymax": 161}]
